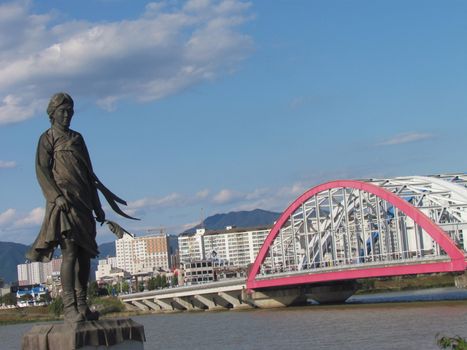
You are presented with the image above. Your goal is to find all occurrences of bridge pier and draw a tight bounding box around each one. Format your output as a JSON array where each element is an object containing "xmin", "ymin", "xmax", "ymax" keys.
[
  {"xmin": 247, "ymin": 286, "xmax": 307, "ymax": 308},
  {"xmin": 142, "ymin": 299, "xmax": 162, "ymax": 312},
  {"xmin": 193, "ymin": 295, "xmax": 226, "ymax": 311},
  {"xmin": 173, "ymin": 297, "xmax": 204, "ymax": 311},
  {"xmin": 154, "ymin": 298, "xmax": 182, "ymax": 312},
  {"xmin": 131, "ymin": 300, "xmax": 150, "ymax": 311},
  {"xmin": 123, "ymin": 301, "xmax": 140, "ymax": 311},
  {"xmin": 306, "ymin": 281, "xmax": 358, "ymax": 304},
  {"xmin": 247, "ymin": 281, "xmax": 358, "ymax": 308},
  {"xmin": 218, "ymin": 291, "xmax": 252, "ymax": 310}
]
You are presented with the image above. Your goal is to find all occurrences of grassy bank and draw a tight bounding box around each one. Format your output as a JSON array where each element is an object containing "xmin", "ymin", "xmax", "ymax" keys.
[
  {"xmin": 356, "ymin": 273, "xmax": 457, "ymax": 294},
  {"xmin": 0, "ymin": 306, "xmax": 59, "ymax": 325},
  {"xmin": 0, "ymin": 296, "xmax": 134, "ymax": 325}
]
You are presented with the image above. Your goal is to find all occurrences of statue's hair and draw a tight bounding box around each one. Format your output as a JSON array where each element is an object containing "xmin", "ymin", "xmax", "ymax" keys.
[{"xmin": 47, "ymin": 92, "xmax": 74, "ymax": 120}]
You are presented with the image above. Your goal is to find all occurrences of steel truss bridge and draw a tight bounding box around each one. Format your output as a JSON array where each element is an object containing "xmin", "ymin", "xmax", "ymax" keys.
[
  {"xmin": 121, "ymin": 174, "xmax": 467, "ymax": 311},
  {"xmin": 247, "ymin": 173, "xmax": 467, "ymax": 290}
]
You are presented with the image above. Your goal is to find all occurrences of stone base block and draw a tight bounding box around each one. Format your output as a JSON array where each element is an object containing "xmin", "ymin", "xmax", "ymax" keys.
[{"xmin": 22, "ymin": 318, "xmax": 145, "ymax": 350}]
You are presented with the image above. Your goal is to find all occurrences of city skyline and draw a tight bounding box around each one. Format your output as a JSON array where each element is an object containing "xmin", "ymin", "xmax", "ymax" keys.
[{"xmin": 1, "ymin": 0, "xmax": 467, "ymax": 245}]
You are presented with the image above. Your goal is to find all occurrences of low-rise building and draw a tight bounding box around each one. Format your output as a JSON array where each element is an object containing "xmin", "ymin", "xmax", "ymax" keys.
[
  {"xmin": 95, "ymin": 256, "xmax": 118, "ymax": 280},
  {"xmin": 95, "ymin": 256, "xmax": 130, "ymax": 288},
  {"xmin": 16, "ymin": 284, "xmax": 49, "ymax": 307},
  {"xmin": 182, "ymin": 260, "xmax": 215, "ymax": 285}
]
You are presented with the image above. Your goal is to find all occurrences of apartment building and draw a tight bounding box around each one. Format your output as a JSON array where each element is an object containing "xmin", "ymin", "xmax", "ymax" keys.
[
  {"xmin": 178, "ymin": 229, "xmax": 206, "ymax": 263},
  {"xmin": 178, "ymin": 226, "xmax": 271, "ymax": 267},
  {"xmin": 17, "ymin": 258, "xmax": 62, "ymax": 286},
  {"xmin": 115, "ymin": 233, "xmax": 178, "ymax": 275}
]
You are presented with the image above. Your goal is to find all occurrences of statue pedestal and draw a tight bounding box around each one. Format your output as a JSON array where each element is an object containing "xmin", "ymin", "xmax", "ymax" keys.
[{"xmin": 22, "ymin": 318, "xmax": 145, "ymax": 350}]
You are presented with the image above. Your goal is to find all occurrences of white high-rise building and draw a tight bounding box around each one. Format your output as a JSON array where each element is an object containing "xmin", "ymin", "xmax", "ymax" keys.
[
  {"xmin": 17, "ymin": 264, "xmax": 29, "ymax": 286},
  {"xmin": 17, "ymin": 258, "xmax": 62, "ymax": 286},
  {"xmin": 178, "ymin": 226, "xmax": 271, "ymax": 267},
  {"xmin": 178, "ymin": 229, "xmax": 206, "ymax": 263},
  {"xmin": 115, "ymin": 233, "xmax": 175, "ymax": 275}
]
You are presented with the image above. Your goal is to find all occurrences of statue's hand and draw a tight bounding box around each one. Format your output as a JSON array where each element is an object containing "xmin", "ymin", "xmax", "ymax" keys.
[
  {"xmin": 95, "ymin": 207, "xmax": 105, "ymax": 223},
  {"xmin": 107, "ymin": 221, "xmax": 124, "ymax": 239},
  {"xmin": 55, "ymin": 196, "xmax": 69, "ymax": 212}
]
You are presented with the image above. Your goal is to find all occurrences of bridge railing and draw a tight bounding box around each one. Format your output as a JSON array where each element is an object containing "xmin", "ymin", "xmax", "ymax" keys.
[{"xmin": 257, "ymin": 253, "xmax": 450, "ymax": 279}]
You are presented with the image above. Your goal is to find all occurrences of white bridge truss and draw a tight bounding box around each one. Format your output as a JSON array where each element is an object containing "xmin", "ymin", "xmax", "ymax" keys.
[{"xmin": 260, "ymin": 173, "xmax": 467, "ymax": 276}]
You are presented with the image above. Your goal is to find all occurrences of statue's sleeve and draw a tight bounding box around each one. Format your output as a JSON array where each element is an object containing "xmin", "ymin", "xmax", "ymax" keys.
[
  {"xmin": 80, "ymin": 135, "xmax": 103, "ymax": 211},
  {"xmin": 35, "ymin": 132, "xmax": 62, "ymax": 202}
]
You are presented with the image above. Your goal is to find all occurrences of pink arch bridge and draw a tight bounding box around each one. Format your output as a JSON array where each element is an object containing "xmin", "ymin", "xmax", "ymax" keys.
[{"xmin": 247, "ymin": 174, "xmax": 467, "ymax": 291}]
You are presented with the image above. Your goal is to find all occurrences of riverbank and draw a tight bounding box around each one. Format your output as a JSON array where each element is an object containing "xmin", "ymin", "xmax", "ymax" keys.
[
  {"xmin": 0, "ymin": 306, "xmax": 57, "ymax": 325},
  {"xmin": 1, "ymin": 273, "xmax": 465, "ymax": 325},
  {"xmin": 0, "ymin": 296, "xmax": 138, "ymax": 325},
  {"xmin": 355, "ymin": 273, "xmax": 457, "ymax": 294}
]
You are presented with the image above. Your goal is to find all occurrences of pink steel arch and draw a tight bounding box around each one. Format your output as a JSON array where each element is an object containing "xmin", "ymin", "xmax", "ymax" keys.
[{"xmin": 247, "ymin": 180, "xmax": 467, "ymax": 290}]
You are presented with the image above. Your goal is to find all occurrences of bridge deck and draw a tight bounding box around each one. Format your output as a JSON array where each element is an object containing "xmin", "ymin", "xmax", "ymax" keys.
[{"xmin": 120, "ymin": 278, "xmax": 246, "ymax": 303}]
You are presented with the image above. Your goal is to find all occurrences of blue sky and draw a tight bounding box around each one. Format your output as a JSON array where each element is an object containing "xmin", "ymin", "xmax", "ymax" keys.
[{"xmin": 1, "ymin": 0, "xmax": 467, "ymax": 245}]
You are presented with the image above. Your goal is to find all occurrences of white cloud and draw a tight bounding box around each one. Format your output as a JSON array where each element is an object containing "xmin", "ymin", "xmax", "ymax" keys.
[
  {"xmin": 210, "ymin": 182, "xmax": 309, "ymax": 210},
  {"xmin": 0, "ymin": 0, "xmax": 253, "ymax": 125},
  {"xmin": 212, "ymin": 189, "xmax": 242, "ymax": 204},
  {"xmin": 378, "ymin": 132, "xmax": 434, "ymax": 146},
  {"xmin": 14, "ymin": 207, "xmax": 45, "ymax": 228},
  {"xmin": 0, "ymin": 95, "xmax": 44, "ymax": 125},
  {"xmin": 0, "ymin": 160, "xmax": 17, "ymax": 168},
  {"xmin": 0, "ymin": 208, "xmax": 16, "ymax": 226},
  {"xmin": 0, "ymin": 207, "xmax": 44, "ymax": 244},
  {"xmin": 126, "ymin": 193, "xmax": 191, "ymax": 217},
  {"xmin": 277, "ymin": 182, "xmax": 308, "ymax": 198},
  {"xmin": 128, "ymin": 193, "xmax": 184, "ymax": 210},
  {"xmin": 196, "ymin": 189, "xmax": 210, "ymax": 199}
]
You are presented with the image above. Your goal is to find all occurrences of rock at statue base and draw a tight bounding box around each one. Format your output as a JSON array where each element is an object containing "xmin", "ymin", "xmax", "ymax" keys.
[{"xmin": 22, "ymin": 318, "xmax": 145, "ymax": 350}]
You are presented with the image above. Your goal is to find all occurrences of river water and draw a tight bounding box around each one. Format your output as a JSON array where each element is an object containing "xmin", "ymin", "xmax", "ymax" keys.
[{"xmin": 2, "ymin": 288, "xmax": 467, "ymax": 350}]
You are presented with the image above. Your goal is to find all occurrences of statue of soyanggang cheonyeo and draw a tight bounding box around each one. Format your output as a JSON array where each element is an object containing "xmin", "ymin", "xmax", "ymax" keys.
[{"xmin": 26, "ymin": 92, "xmax": 137, "ymax": 324}]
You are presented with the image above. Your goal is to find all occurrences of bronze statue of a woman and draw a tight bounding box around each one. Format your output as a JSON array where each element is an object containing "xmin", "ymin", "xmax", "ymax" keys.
[{"xmin": 26, "ymin": 93, "xmax": 137, "ymax": 323}]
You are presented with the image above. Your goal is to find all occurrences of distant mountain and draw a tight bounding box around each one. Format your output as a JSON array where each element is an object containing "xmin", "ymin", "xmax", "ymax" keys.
[
  {"xmin": 0, "ymin": 240, "xmax": 115, "ymax": 284},
  {"xmin": 98, "ymin": 242, "xmax": 116, "ymax": 258},
  {"xmin": 183, "ymin": 208, "xmax": 280, "ymax": 234},
  {"xmin": 0, "ymin": 241, "xmax": 29, "ymax": 283}
]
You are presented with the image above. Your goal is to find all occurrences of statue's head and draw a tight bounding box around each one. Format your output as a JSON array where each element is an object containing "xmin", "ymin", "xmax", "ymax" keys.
[{"xmin": 47, "ymin": 92, "xmax": 74, "ymax": 129}]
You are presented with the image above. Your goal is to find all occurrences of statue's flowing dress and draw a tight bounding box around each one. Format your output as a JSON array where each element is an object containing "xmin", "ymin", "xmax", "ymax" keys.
[{"xmin": 26, "ymin": 128, "xmax": 100, "ymax": 262}]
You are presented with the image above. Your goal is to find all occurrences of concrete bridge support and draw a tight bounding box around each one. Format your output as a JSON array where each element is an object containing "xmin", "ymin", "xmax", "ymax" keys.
[
  {"xmin": 247, "ymin": 287, "xmax": 307, "ymax": 308},
  {"xmin": 193, "ymin": 295, "xmax": 226, "ymax": 311},
  {"xmin": 154, "ymin": 298, "xmax": 180, "ymax": 312},
  {"xmin": 247, "ymin": 281, "xmax": 357, "ymax": 308},
  {"xmin": 123, "ymin": 302, "xmax": 140, "ymax": 311},
  {"xmin": 142, "ymin": 299, "xmax": 162, "ymax": 312},
  {"xmin": 306, "ymin": 281, "xmax": 358, "ymax": 304},
  {"xmin": 131, "ymin": 300, "xmax": 150, "ymax": 311},
  {"xmin": 218, "ymin": 291, "xmax": 252, "ymax": 310},
  {"xmin": 173, "ymin": 297, "xmax": 204, "ymax": 311}
]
